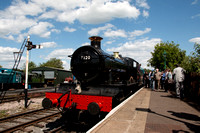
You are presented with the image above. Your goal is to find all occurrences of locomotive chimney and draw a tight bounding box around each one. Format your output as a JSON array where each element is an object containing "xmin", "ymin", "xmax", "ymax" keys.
[
  {"xmin": 89, "ymin": 36, "xmax": 103, "ymax": 49},
  {"xmin": 113, "ymin": 52, "xmax": 120, "ymax": 59}
]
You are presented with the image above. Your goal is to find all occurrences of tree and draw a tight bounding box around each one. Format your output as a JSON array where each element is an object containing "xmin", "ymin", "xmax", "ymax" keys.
[
  {"xmin": 0, "ymin": 65, "xmax": 2, "ymax": 68},
  {"xmin": 148, "ymin": 41, "xmax": 186, "ymax": 71},
  {"xmin": 23, "ymin": 61, "xmax": 37, "ymax": 72},
  {"xmin": 192, "ymin": 43, "xmax": 200, "ymax": 58},
  {"xmin": 29, "ymin": 61, "xmax": 37, "ymax": 70},
  {"xmin": 181, "ymin": 43, "xmax": 200, "ymax": 73},
  {"xmin": 39, "ymin": 58, "xmax": 64, "ymax": 69}
]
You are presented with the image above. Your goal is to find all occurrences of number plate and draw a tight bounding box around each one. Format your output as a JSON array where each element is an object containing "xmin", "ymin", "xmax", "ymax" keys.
[{"xmin": 81, "ymin": 55, "xmax": 91, "ymax": 60}]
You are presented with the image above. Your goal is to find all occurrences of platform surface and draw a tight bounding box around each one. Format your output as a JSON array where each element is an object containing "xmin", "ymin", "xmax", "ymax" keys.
[{"xmin": 88, "ymin": 88, "xmax": 200, "ymax": 133}]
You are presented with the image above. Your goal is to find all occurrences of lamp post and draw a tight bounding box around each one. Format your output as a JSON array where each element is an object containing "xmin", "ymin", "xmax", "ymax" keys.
[{"xmin": 163, "ymin": 50, "xmax": 167, "ymax": 70}]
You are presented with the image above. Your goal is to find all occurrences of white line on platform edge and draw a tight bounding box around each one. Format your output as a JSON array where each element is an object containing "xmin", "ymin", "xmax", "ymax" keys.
[{"xmin": 87, "ymin": 87, "xmax": 144, "ymax": 133}]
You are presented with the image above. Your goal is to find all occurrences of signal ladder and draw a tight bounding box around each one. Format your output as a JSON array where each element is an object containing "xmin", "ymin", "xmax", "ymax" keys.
[{"xmin": 0, "ymin": 39, "xmax": 27, "ymax": 103}]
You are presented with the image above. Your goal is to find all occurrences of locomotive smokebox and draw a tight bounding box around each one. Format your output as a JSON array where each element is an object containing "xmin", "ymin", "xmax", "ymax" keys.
[{"xmin": 89, "ymin": 36, "xmax": 103, "ymax": 49}]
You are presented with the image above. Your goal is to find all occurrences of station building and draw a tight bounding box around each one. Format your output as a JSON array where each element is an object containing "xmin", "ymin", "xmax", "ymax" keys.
[{"xmin": 30, "ymin": 66, "xmax": 72, "ymax": 86}]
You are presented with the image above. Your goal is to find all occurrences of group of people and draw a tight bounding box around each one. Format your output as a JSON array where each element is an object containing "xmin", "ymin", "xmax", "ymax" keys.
[
  {"xmin": 143, "ymin": 69, "xmax": 172, "ymax": 92},
  {"xmin": 143, "ymin": 64, "xmax": 185, "ymax": 99}
]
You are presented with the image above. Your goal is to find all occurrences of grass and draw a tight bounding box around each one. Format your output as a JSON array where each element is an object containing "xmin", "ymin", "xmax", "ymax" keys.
[{"xmin": 0, "ymin": 110, "xmax": 9, "ymax": 118}]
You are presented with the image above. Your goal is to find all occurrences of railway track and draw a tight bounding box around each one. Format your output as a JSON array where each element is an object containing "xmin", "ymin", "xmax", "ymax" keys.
[
  {"xmin": 0, "ymin": 88, "xmax": 55, "ymax": 104},
  {"xmin": 0, "ymin": 108, "xmax": 61, "ymax": 132},
  {"xmin": 0, "ymin": 87, "xmax": 55, "ymax": 104},
  {"xmin": 0, "ymin": 88, "xmax": 141, "ymax": 132},
  {"xmin": 0, "ymin": 92, "xmax": 45, "ymax": 103}
]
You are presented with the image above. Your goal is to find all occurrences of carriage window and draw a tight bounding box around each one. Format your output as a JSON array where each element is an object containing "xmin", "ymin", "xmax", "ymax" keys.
[{"xmin": 133, "ymin": 61, "xmax": 136, "ymax": 67}]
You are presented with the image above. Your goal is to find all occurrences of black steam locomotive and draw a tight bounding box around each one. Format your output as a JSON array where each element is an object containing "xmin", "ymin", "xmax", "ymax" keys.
[
  {"xmin": 42, "ymin": 36, "xmax": 143, "ymax": 116},
  {"xmin": 71, "ymin": 36, "xmax": 140, "ymax": 85}
]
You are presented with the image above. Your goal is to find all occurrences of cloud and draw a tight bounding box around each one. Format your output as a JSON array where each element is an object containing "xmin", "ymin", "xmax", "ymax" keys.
[
  {"xmin": 40, "ymin": 42, "xmax": 58, "ymax": 48},
  {"xmin": 51, "ymin": 29, "xmax": 61, "ymax": 34},
  {"xmin": 106, "ymin": 38, "xmax": 162, "ymax": 68},
  {"xmin": 39, "ymin": 10, "xmax": 59, "ymax": 20},
  {"xmin": 191, "ymin": 0, "xmax": 198, "ymax": 5},
  {"xmin": 129, "ymin": 28, "xmax": 151, "ymax": 38},
  {"xmin": 57, "ymin": 10, "xmax": 77, "ymax": 23},
  {"xmin": 45, "ymin": 48, "xmax": 74, "ymax": 60},
  {"xmin": 3, "ymin": 35, "xmax": 15, "ymax": 40},
  {"xmin": 30, "ymin": 0, "xmax": 142, "ymax": 25},
  {"xmin": 0, "ymin": 0, "xmax": 41, "ymax": 40},
  {"xmin": 64, "ymin": 27, "xmax": 76, "ymax": 32},
  {"xmin": 0, "ymin": 46, "xmax": 26, "ymax": 68},
  {"xmin": 0, "ymin": 0, "xmax": 43, "ymax": 18},
  {"xmin": 88, "ymin": 23, "xmax": 114, "ymax": 36},
  {"xmin": 136, "ymin": 0, "xmax": 150, "ymax": 9},
  {"xmin": 45, "ymin": 48, "xmax": 74, "ymax": 70},
  {"xmin": 0, "ymin": 16, "xmax": 36, "ymax": 39},
  {"xmin": 89, "ymin": 24, "xmax": 151, "ymax": 39},
  {"xmin": 81, "ymin": 42, "xmax": 90, "ymax": 46},
  {"xmin": 77, "ymin": 1, "xmax": 140, "ymax": 24},
  {"xmin": 189, "ymin": 37, "xmax": 200, "ymax": 43},
  {"xmin": 28, "ymin": 22, "xmax": 54, "ymax": 38},
  {"xmin": 105, "ymin": 40, "xmax": 116, "ymax": 45},
  {"xmin": 191, "ymin": 13, "xmax": 200, "ymax": 19},
  {"xmin": 32, "ymin": 0, "xmax": 88, "ymax": 11},
  {"xmin": 142, "ymin": 10, "xmax": 149, "ymax": 18},
  {"xmin": 0, "ymin": 0, "xmax": 148, "ymax": 41},
  {"xmin": 62, "ymin": 60, "xmax": 71, "ymax": 70},
  {"xmin": 0, "ymin": 46, "xmax": 19, "ymax": 61},
  {"xmin": 16, "ymin": 34, "xmax": 25, "ymax": 43},
  {"xmin": 104, "ymin": 29, "xmax": 127, "ymax": 38}
]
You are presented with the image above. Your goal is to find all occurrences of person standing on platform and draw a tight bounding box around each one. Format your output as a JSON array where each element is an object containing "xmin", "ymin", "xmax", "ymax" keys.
[
  {"xmin": 154, "ymin": 68, "xmax": 161, "ymax": 90},
  {"xmin": 166, "ymin": 69, "xmax": 173, "ymax": 92},
  {"xmin": 173, "ymin": 64, "xmax": 186, "ymax": 99},
  {"xmin": 151, "ymin": 70, "xmax": 155, "ymax": 90},
  {"xmin": 143, "ymin": 71, "xmax": 149, "ymax": 88},
  {"xmin": 148, "ymin": 70, "xmax": 152, "ymax": 88},
  {"xmin": 161, "ymin": 70, "xmax": 166, "ymax": 90},
  {"xmin": 149, "ymin": 70, "xmax": 154, "ymax": 90}
]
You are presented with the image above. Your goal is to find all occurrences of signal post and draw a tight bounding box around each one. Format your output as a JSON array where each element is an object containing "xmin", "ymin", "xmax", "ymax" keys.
[{"xmin": 24, "ymin": 35, "xmax": 43, "ymax": 108}]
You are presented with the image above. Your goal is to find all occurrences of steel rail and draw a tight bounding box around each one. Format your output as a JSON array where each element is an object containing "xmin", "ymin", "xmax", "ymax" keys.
[
  {"xmin": 0, "ymin": 108, "xmax": 45, "ymax": 122},
  {"xmin": 0, "ymin": 108, "xmax": 60, "ymax": 133}
]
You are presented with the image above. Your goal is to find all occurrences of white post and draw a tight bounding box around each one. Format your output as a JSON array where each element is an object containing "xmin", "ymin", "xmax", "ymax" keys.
[
  {"xmin": 25, "ymin": 35, "xmax": 30, "ymax": 90},
  {"xmin": 24, "ymin": 35, "xmax": 30, "ymax": 108}
]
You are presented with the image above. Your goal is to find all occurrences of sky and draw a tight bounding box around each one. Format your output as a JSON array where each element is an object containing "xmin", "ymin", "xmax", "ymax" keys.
[{"xmin": 0, "ymin": 0, "xmax": 200, "ymax": 70}]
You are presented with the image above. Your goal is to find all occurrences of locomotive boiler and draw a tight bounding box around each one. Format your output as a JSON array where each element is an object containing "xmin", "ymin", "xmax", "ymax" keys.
[
  {"xmin": 71, "ymin": 36, "xmax": 135, "ymax": 85},
  {"xmin": 42, "ymin": 36, "xmax": 143, "ymax": 117}
]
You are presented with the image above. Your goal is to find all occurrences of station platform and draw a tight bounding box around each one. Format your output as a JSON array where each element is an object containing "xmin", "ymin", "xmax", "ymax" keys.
[{"xmin": 88, "ymin": 88, "xmax": 200, "ymax": 133}]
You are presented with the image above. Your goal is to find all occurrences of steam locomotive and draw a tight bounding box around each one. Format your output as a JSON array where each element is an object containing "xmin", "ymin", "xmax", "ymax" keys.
[{"xmin": 42, "ymin": 36, "xmax": 143, "ymax": 117}]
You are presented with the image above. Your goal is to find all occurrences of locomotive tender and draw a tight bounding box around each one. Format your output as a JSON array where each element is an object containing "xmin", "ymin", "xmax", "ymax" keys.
[{"xmin": 42, "ymin": 36, "xmax": 143, "ymax": 116}]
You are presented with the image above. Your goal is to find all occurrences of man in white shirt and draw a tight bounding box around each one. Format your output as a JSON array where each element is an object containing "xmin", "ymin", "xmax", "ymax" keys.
[{"xmin": 173, "ymin": 64, "xmax": 186, "ymax": 99}]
